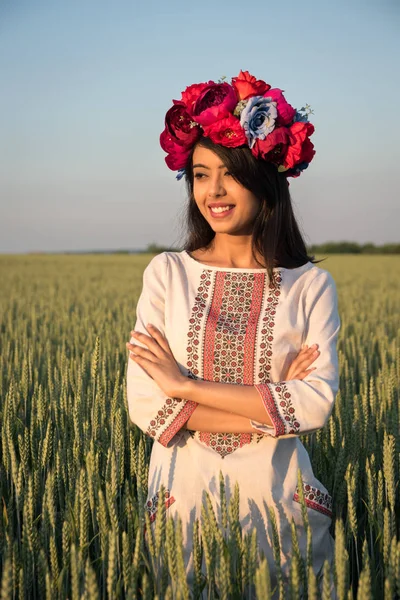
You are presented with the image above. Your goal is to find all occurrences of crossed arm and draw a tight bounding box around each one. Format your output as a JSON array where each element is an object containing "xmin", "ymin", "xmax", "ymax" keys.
[
  {"xmin": 180, "ymin": 379, "xmax": 272, "ymax": 432},
  {"xmin": 126, "ymin": 258, "xmax": 339, "ymax": 442}
]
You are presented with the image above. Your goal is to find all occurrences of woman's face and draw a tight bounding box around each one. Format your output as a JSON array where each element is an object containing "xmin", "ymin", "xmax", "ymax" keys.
[{"xmin": 192, "ymin": 145, "xmax": 260, "ymax": 235}]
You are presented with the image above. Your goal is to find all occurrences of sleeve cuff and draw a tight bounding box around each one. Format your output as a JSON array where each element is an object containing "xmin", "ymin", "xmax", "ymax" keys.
[
  {"xmin": 254, "ymin": 383, "xmax": 286, "ymax": 437},
  {"xmin": 147, "ymin": 398, "xmax": 198, "ymax": 447}
]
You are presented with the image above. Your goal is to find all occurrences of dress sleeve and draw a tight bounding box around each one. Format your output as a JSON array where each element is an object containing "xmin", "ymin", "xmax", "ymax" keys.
[
  {"xmin": 250, "ymin": 270, "xmax": 340, "ymax": 438},
  {"xmin": 126, "ymin": 252, "xmax": 198, "ymax": 447}
]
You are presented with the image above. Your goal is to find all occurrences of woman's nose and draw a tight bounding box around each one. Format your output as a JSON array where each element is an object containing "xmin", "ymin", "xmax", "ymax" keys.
[{"xmin": 207, "ymin": 175, "xmax": 226, "ymax": 198}]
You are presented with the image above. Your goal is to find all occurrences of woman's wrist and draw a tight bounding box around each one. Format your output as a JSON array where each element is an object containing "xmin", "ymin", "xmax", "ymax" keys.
[{"xmin": 178, "ymin": 376, "xmax": 196, "ymax": 399}]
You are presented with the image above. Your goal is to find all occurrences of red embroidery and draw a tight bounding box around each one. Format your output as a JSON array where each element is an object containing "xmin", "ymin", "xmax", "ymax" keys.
[
  {"xmin": 293, "ymin": 482, "xmax": 332, "ymax": 518},
  {"xmin": 187, "ymin": 270, "xmax": 282, "ymax": 458},
  {"xmin": 255, "ymin": 381, "xmax": 299, "ymax": 436},
  {"xmin": 254, "ymin": 383, "xmax": 286, "ymax": 437},
  {"xmin": 145, "ymin": 489, "xmax": 176, "ymax": 522},
  {"xmin": 198, "ymin": 432, "xmax": 263, "ymax": 458},
  {"xmin": 187, "ymin": 271, "xmax": 212, "ymax": 377},
  {"xmin": 159, "ymin": 400, "xmax": 197, "ymax": 447},
  {"xmin": 270, "ymin": 382, "xmax": 299, "ymax": 434},
  {"xmin": 144, "ymin": 489, "xmax": 176, "ymax": 535},
  {"xmin": 147, "ymin": 397, "xmax": 182, "ymax": 439},
  {"xmin": 258, "ymin": 275, "xmax": 282, "ymax": 381}
]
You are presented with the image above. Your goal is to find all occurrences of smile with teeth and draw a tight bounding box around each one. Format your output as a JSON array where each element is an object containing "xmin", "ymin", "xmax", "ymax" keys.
[{"xmin": 210, "ymin": 205, "xmax": 235, "ymax": 213}]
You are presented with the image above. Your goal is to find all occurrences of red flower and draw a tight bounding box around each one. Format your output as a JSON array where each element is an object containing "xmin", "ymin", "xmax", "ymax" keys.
[
  {"xmin": 283, "ymin": 122, "xmax": 315, "ymax": 170},
  {"xmin": 264, "ymin": 88, "xmax": 296, "ymax": 125},
  {"xmin": 160, "ymin": 102, "xmax": 201, "ymax": 170},
  {"xmin": 162, "ymin": 102, "xmax": 201, "ymax": 148},
  {"xmin": 231, "ymin": 70, "xmax": 271, "ymax": 100},
  {"xmin": 192, "ymin": 82, "xmax": 237, "ymax": 126},
  {"xmin": 160, "ymin": 130, "xmax": 191, "ymax": 169},
  {"xmin": 181, "ymin": 81, "xmax": 214, "ymax": 113},
  {"xmin": 164, "ymin": 146, "xmax": 191, "ymax": 170},
  {"xmin": 251, "ymin": 127, "xmax": 290, "ymax": 163},
  {"xmin": 203, "ymin": 114, "xmax": 247, "ymax": 148}
]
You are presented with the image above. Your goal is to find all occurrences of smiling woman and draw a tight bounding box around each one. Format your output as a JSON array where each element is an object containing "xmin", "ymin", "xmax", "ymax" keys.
[
  {"xmin": 126, "ymin": 71, "xmax": 340, "ymax": 597},
  {"xmin": 182, "ymin": 133, "xmax": 316, "ymax": 277}
]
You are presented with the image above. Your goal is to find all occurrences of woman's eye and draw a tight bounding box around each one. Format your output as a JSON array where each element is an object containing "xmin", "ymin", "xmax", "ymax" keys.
[
  {"xmin": 194, "ymin": 173, "xmax": 206, "ymax": 180},
  {"xmin": 224, "ymin": 171, "xmax": 232, "ymax": 177}
]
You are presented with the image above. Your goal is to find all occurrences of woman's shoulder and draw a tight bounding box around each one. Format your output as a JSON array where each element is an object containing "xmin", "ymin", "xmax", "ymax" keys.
[
  {"xmin": 304, "ymin": 263, "xmax": 336, "ymax": 286},
  {"xmin": 284, "ymin": 261, "xmax": 337, "ymax": 300},
  {"xmin": 298, "ymin": 264, "xmax": 338, "ymax": 307}
]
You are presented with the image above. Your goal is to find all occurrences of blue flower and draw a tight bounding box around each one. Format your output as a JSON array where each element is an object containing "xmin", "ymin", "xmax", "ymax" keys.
[
  {"xmin": 293, "ymin": 104, "xmax": 314, "ymax": 123},
  {"xmin": 293, "ymin": 110, "xmax": 309, "ymax": 123},
  {"xmin": 176, "ymin": 169, "xmax": 186, "ymax": 181},
  {"xmin": 240, "ymin": 95, "xmax": 277, "ymax": 149}
]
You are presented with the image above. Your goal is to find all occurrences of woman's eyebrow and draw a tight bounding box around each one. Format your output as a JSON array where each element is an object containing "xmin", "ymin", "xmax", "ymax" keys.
[{"xmin": 193, "ymin": 163, "xmax": 225, "ymax": 169}]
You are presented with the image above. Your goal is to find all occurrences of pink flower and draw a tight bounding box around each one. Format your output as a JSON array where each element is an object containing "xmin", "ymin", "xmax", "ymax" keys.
[
  {"xmin": 231, "ymin": 70, "xmax": 271, "ymax": 100},
  {"xmin": 191, "ymin": 82, "xmax": 238, "ymax": 126},
  {"xmin": 264, "ymin": 89, "xmax": 296, "ymax": 126},
  {"xmin": 181, "ymin": 81, "xmax": 214, "ymax": 113},
  {"xmin": 203, "ymin": 114, "xmax": 247, "ymax": 148}
]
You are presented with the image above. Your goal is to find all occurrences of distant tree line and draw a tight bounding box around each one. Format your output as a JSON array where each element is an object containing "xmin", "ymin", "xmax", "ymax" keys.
[
  {"xmin": 144, "ymin": 242, "xmax": 400, "ymax": 255},
  {"xmin": 56, "ymin": 242, "xmax": 399, "ymax": 255}
]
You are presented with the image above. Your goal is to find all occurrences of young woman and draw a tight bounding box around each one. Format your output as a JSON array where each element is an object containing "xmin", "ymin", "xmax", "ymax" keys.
[{"xmin": 126, "ymin": 71, "xmax": 340, "ymax": 592}]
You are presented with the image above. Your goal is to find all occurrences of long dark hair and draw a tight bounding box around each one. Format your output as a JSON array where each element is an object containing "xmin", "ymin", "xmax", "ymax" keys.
[{"xmin": 176, "ymin": 136, "xmax": 322, "ymax": 286}]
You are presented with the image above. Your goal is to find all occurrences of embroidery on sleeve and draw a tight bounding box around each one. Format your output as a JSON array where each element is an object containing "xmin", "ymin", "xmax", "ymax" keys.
[
  {"xmin": 270, "ymin": 382, "xmax": 300, "ymax": 434},
  {"xmin": 293, "ymin": 482, "xmax": 333, "ymax": 518},
  {"xmin": 255, "ymin": 381, "xmax": 300, "ymax": 436},
  {"xmin": 146, "ymin": 397, "xmax": 197, "ymax": 446},
  {"xmin": 254, "ymin": 383, "xmax": 286, "ymax": 436}
]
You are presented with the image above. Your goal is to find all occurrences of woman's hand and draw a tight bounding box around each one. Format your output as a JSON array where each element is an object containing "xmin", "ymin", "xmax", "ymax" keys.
[
  {"xmin": 126, "ymin": 324, "xmax": 187, "ymax": 398},
  {"xmin": 285, "ymin": 344, "xmax": 320, "ymax": 380}
]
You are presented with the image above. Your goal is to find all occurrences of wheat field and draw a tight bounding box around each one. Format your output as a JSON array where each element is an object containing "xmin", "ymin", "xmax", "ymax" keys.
[{"xmin": 0, "ymin": 253, "xmax": 399, "ymax": 599}]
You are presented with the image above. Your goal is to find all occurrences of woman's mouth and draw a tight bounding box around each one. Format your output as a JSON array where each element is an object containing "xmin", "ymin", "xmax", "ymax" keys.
[{"xmin": 209, "ymin": 205, "xmax": 235, "ymax": 218}]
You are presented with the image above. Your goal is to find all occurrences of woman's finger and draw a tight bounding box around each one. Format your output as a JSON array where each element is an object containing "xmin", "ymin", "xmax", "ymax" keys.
[
  {"xmin": 129, "ymin": 329, "xmax": 165, "ymax": 358},
  {"xmin": 295, "ymin": 367, "xmax": 317, "ymax": 380},
  {"xmin": 292, "ymin": 349, "xmax": 320, "ymax": 372},
  {"xmin": 144, "ymin": 324, "xmax": 172, "ymax": 353},
  {"xmin": 126, "ymin": 342, "xmax": 159, "ymax": 364},
  {"xmin": 286, "ymin": 350, "xmax": 319, "ymax": 379},
  {"xmin": 128, "ymin": 352, "xmax": 155, "ymax": 379}
]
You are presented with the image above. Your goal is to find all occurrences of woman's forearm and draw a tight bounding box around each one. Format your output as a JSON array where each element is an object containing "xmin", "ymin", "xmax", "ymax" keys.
[
  {"xmin": 185, "ymin": 404, "xmax": 256, "ymax": 433},
  {"xmin": 178, "ymin": 378, "xmax": 273, "ymax": 426}
]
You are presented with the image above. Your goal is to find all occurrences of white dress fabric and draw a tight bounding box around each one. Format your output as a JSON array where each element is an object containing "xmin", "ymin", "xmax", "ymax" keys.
[{"xmin": 126, "ymin": 250, "xmax": 340, "ymax": 587}]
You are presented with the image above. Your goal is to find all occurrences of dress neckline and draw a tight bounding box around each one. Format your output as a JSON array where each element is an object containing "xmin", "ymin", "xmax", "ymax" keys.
[{"xmin": 181, "ymin": 250, "xmax": 284, "ymax": 273}]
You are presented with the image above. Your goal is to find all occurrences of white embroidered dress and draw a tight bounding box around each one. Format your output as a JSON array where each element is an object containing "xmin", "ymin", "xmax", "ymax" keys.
[{"xmin": 126, "ymin": 250, "xmax": 340, "ymax": 582}]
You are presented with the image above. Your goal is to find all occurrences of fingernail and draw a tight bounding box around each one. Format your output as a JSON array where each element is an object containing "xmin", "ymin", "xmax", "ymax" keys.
[{"xmin": 311, "ymin": 343, "xmax": 318, "ymax": 349}]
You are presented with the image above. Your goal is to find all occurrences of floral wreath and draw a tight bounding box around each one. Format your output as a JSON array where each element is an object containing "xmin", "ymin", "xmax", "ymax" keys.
[{"xmin": 160, "ymin": 70, "xmax": 315, "ymax": 180}]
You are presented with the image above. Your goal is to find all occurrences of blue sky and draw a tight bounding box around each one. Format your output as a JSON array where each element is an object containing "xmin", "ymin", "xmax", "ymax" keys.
[{"xmin": 0, "ymin": 0, "xmax": 398, "ymax": 253}]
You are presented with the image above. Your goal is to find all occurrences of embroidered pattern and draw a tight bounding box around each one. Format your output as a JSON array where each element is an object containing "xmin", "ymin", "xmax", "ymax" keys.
[
  {"xmin": 198, "ymin": 432, "xmax": 263, "ymax": 459},
  {"xmin": 293, "ymin": 482, "xmax": 333, "ymax": 518},
  {"xmin": 258, "ymin": 275, "xmax": 282, "ymax": 381},
  {"xmin": 187, "ymin": 269, "xmax": 282, "ymax": 457},
  {"xmin": 145, "ymin": 489, "xmax": 176, "ymax": 524},
  {"xmin": 254, "ymin": 383, "xmax": 286, "ymax": 436},
  {"xmin": 187, "ymin": 270, "xmax": 213, "ymax": 378},
  {"xmin": 255, "ymin": 380, "xmax": 299, "ymax": 436},
  {"xmin": 271, "ymin": 381, "xmax": 299, "ymax": 434},
  {"xmin": 146, "ymin": 397, "xmax": 197, "ymax": 447}
]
